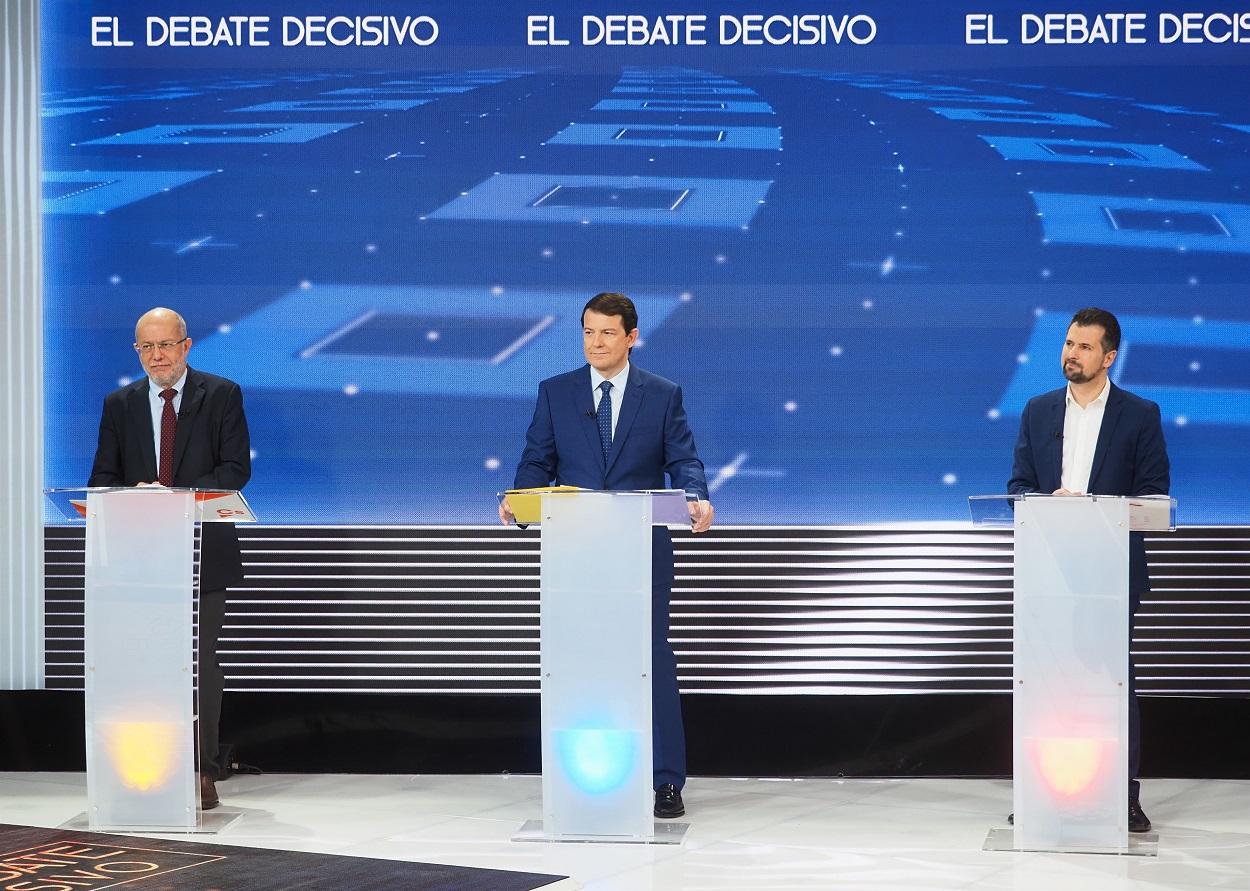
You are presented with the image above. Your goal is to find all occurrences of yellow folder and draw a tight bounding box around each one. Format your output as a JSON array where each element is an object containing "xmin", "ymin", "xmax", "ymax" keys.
[{"xmin": 504, "ymin": 486, "xmax": 587, "ymax": 524}]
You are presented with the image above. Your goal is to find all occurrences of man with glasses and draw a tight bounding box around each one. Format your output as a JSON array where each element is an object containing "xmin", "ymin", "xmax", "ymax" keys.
[{"xmin": 89, "ymin": 307, "xmax": 251, "ymax": 810}]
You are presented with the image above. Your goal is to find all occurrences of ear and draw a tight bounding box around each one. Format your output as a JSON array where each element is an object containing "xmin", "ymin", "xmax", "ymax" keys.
[
  {"xmin": 1102, "ymin": 348, "xmax": 1116, "ymax": 370},
  {"xmin": 625, "ymin": 328, "xmax": 639, "ymax": 347}
]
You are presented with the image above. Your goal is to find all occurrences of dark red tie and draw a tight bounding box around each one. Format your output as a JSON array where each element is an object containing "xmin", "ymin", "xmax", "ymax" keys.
[{"xmin": 158, "ymin": 388, "xmax": 177, "ymax": 487}]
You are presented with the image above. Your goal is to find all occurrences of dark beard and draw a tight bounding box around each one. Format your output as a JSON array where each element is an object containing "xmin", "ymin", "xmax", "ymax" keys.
[{"xmin": 1063, "ymin": 363, "xmax": 1095, "ymax": 384}]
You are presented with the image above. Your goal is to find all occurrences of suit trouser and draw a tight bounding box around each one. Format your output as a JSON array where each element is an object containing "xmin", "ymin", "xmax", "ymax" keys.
[
  {"xmin": 197, "ymin": 589, "xmax": 227, "ymax": 779},
  {"xmin": 651, "ymin": 530, "xmax": 686, "ymax": 790}
]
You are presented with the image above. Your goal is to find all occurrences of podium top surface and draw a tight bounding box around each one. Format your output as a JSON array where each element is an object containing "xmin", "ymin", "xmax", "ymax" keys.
[
  {"xmin": 45, "ymin": 487, "xmax": 257, "ymax": 523},
  {"xmin": 501, "ymin": 487, "xmax": 692, "ymax": 526},
  {"xmin": 967, "ymin": 494, "xmax": 1175, "ymax": 531}
]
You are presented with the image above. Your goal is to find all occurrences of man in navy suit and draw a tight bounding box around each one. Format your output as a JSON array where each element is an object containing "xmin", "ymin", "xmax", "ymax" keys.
[
  {"xmin": 500, "ymin": 292, "xmax": 714, "ymax": 818},
  {"xmin": 89, "ymin": 307, "xmax": 251, "ymax": 810},
  {"xmin": 1008, "ymin": 307, "xmax": 1170, "ymax": 833}
]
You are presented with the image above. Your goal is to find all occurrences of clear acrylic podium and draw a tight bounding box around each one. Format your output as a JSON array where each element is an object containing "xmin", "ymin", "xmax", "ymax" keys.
[
  {"xmin": 46, "ymin": 487, "xmax": 255, "ymax": 832},
  {"xmin": 505, "ymin": 488, "xmax": 691, "ymax": 844},
  {"xmin": 969, "ymin": 494, "xmax": 1174, "ymax": 854}
]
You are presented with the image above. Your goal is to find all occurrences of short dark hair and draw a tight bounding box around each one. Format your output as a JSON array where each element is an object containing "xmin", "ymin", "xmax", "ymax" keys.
[
  {"xmin": 581, "ymin": 292, "xmax": 638, "ymax": 333},
  {"xmin": 1070, "ymin": 307, "xmax": 1121, "ymax": 353}
]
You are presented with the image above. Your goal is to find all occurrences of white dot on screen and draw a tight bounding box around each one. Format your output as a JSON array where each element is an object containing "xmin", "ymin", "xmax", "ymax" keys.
[
  {"xmin": 249, "ymin": 449, "xmax": 258, "ymax": 460},
  {"xmin": 484, "ymin": 457, "xmax": 501, "ymax": 471},
  {"xmin": 299, "ymin": 280, "xmax": 312, "ymax": 290},
  {"xmin": 1175, "ymin": 415, "xmax": 1189, "ymax": 427},
  {"xmin": 862, "ymin": 299, "xmax": 874, "ymax": 310},
  {"xmin": 1017, "ymin": 353, "xmax": 1029, "ymax": 364},
  {"xmin": 490, "ymin": 285, "xmax": 504, "ymax": 296},
  {"xmin": 1189, "ymin": 361, "xmax": 1201, "ymax": 372},
  {"xmin": 942, "ymin": 473, "xmax": 957, "ymax": 485},
  {"xmin": 829, "ymin": 345, "xmax": 844, "ymax": 357},
  {"xmin": 343, "ymin": 384, "xmax": 359, "ymax": 396},
  {"xmin": 784, "ymin": 401, "xmax": 797, "ymax": 412},
  {"xmin": 365, "ymin": 243, "xmax": 377, "ymax": 253},
  {"xmin": 715, "ymin": 254, "xmax": 727, "ymax": 264},
  {"xmin": 118, "ymin": 376, "xmax": 132, "ymax": 387},
  {"xmin": 541, "ymin": 247, "xmax": 554, "ymax": 258},
  {"xmin": 987, "ymin": 408, "xmax": 1001, "ymax": 420},
  {"xmin": 426, "ymin": 330, "xmax": 440, "ymax": 342},
  {"xmin": 680, "ymin": 292, "xmax": 693, "ymax": 302},
  {"xmin": 1193, "ymin": 315, "xmax": 1205, "ymax": 324},
  {"xmin": 218, "ymin": 324, "xmax": 232, "ymax": 334},
  {"xmin": 1034, "ymin": 307, "xmax": 1045, "ymax": 317}
]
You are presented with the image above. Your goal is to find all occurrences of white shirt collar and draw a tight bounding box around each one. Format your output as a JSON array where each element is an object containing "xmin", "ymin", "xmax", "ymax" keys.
[{"xmin": 1066, "ymin": 376, "xmax": 1110, "ymax": 409}]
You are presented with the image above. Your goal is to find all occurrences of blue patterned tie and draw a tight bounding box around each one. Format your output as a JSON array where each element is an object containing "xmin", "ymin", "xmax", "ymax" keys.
[{"xmin": 596, "ymin": 380, "xmax": 613, "ymax": 463}]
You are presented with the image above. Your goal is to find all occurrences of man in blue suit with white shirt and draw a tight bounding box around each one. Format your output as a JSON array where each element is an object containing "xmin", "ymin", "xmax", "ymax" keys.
[
  {"xmin": 500, "ymin": 292, "xmax": 714, "ymax": 819},
  {"xmin": 1008, "ymin": 307, "xmax": 1170, "ymax": 833}
]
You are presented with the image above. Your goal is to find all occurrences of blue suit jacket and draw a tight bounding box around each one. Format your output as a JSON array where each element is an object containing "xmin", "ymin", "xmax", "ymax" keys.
[
  {"xmin": 1008, "ymin": 382, "xmax": 1170, "ymax": 598},
  {"xmin": 514, "ymin": 364, "xmax": 709, "ymax": 500}
]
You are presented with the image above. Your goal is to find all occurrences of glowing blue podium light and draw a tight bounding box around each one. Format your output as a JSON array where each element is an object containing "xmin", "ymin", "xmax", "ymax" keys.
[{"xmin": 554, "ymin": 729, "xmax": 638, "ymax": 795}]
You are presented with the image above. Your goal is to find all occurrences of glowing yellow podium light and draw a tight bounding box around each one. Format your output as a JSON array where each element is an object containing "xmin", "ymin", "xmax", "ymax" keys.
[
  {"xmin": 103, "ymin": 722, "xmax": 180, "ymax": 791},
  {"xmin": 1032, "ymin": 737, "xmax": 1111, "ymax": 798}
]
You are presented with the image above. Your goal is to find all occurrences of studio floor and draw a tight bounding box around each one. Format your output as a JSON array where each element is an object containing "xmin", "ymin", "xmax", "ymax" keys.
[{"xmin": 1, "ymin": 773, "xmax": 1246, "ymax": 890}]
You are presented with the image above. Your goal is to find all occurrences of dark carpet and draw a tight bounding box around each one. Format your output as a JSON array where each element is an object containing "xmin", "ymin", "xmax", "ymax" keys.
[{"xmin": 0, "ymin": 823, "xmax": 567, "ymax": 890}]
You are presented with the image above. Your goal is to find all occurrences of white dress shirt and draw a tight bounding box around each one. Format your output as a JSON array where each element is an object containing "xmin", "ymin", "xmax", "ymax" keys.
[
  {"xmin": 590, "ymin": 363, "xmax": 629, "ymax": 439},
  {"xmin": 148, "ymin": 369, "xmax": 188, "ymax": 472},
  {"xmin": 1061, "ymin": 377, "xmax": 1110, "ymax": 494}
]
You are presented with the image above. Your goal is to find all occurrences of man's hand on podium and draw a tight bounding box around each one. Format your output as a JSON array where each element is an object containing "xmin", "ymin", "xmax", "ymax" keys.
[
  {"xmin": 688, "ymin": 500, "xmax": 714, "ymax": 534},
  {"xmin": 1051, "ymin": 488, "xmax": 1084, "ymax": 496},
  {"xmin": 498, "ymin": 497, "xmax": 515, "ymax": 525}
]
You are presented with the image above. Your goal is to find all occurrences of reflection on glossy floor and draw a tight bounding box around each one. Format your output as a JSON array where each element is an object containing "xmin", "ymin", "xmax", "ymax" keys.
[{"xmin": 1, "ymin": 773, "xmax": 1246, "ymax": 890}]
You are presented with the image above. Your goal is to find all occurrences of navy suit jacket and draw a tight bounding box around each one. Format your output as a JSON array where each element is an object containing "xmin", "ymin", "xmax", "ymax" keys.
[
  {"xmin": 514, "ymin": 364, "xmax": 709, "ymax": 501},
  {"xmin": 89, "ymin": 367, "xmax": 252, "ymax": 593},
  {"xmin": 1008, "ymin": 382, "xmax": 1170, "ymax": 599}
]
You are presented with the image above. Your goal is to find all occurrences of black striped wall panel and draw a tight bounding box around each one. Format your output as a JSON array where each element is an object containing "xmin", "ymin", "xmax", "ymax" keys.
[{"xmin": 44, "ymin": 526, "xmax": 1250, "ymax": 695}]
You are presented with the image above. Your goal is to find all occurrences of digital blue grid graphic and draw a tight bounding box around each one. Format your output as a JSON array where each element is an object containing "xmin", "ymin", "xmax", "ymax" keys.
[
  {"xmin": 189, "ymin": 286, "xmax": 682, "ymax": 398},
  {"xmin": 83, "ymin": 122, "xmax": 359, "ymax": 144},
  {"xmin": 324, "ymin": 86, "xmax": 471, "ymax": 95},
  {"xmin": 929, "ymin": 108, "xmax": 1110, "ymax": 128},
  {"xmin": 428, "ymin": 173, "xmax": 772, "ymax": 228},
  {"xmin": 232, "ymin": 99, "xmax": 431, "ymax": 112},
  {"xmin": 43, "ymin": 170, "xmax": 216, "ymax": 215},
  {"xmin": 979, "ymin": 136, "xmax": 1207, "ymax": 171},
  {"xmin": 39, "ymin": 5, "xmax": 1250, "ymax": 525},
  {"xmin": 592, "ymin": 98, "xmax": 773, "ymax": 115},
  {"xmin": 887, "ymin": 93, "xmax": 1030, "ymax": 105},
  {"xmin": 42, "ymin": 105, "xmax": 106, "ymax": 117},
  {"xmin": 1032, "ymin": 192, "xmax": 1250, "ymax": 254},
  {"xmin": 547, "ymin": 123, "xmax": 781, "ymax": 151},
  {"xmin": 998, "ymin": 312, "xmax": 1250, "ymax": 426},
  {"xmin": 611, "ymin": 86, "xmax": 757, "ymax": 96}
]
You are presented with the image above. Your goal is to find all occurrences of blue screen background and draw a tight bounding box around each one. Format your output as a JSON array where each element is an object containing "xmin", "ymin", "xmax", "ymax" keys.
[{"xmin": 42, "ymin": 2, "xmax": 1250, "ymax": 524}]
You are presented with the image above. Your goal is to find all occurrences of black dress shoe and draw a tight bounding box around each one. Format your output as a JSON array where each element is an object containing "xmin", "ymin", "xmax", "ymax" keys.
[
  {"xmin": 654, "ymin": 784, "xmax": 685, "ymax": 818},
  {"xmin": 1129, "ymin": 799, "xmax": 1151, "ymax": 833}
]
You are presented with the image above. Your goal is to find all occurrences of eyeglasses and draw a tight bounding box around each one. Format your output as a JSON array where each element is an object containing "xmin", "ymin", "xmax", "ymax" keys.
[{"xmin": 134, "ymin": 338, "xmax": 188, "ymax": 354}]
